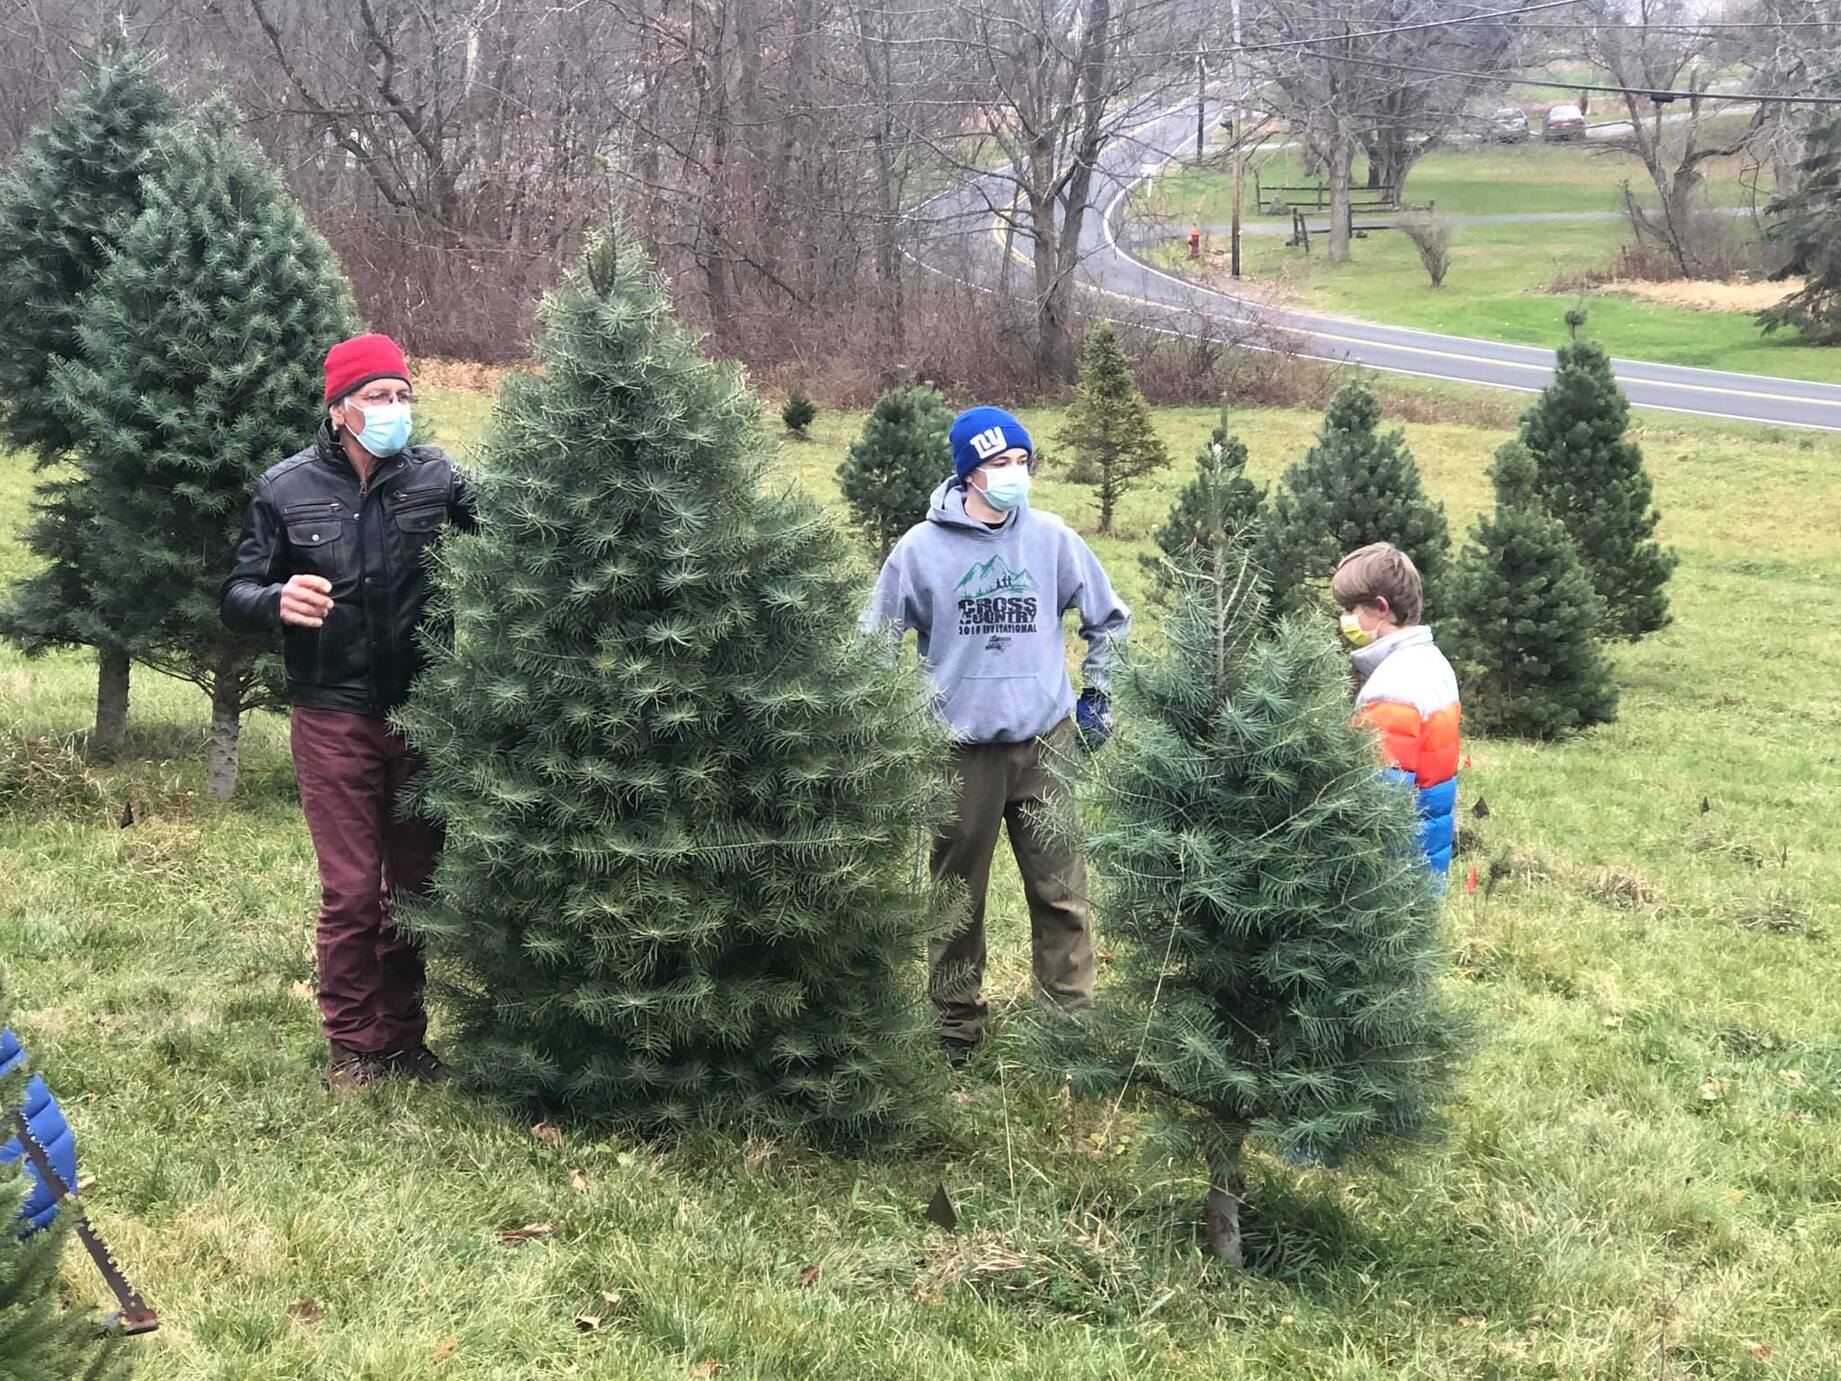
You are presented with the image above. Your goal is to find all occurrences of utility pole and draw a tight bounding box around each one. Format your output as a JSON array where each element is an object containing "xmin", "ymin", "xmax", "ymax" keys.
[
  {"xmin": 1229, "ymin": 0, "xmax": 1244, "ymax": 278},
  {"xmin": 1196, "ymin": 54, "xmax": 1205, "ymax": 162}
]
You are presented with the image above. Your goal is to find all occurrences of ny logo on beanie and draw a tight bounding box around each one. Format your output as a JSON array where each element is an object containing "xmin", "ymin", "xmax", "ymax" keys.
[{"xmin": 969, "ymin": 427, "xmax": 1008, "ymax": 460}]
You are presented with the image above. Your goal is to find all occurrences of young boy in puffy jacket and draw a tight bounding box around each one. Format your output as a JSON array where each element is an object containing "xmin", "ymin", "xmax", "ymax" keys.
[{"xmin": 1331, "ymin": 542, "xmax": 1461, "ymax": 880}]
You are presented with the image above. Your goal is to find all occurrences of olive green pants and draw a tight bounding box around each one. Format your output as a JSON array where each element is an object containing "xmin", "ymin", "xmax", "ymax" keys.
[{"xmin": 930, "ymin": 723, "xmax": 1093, "ymax": 1043}]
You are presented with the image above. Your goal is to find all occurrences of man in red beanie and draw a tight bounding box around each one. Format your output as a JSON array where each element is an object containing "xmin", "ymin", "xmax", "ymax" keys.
[{"xmin": 221, "ymin": 334, "xmax": 477, "ymax": 1092}]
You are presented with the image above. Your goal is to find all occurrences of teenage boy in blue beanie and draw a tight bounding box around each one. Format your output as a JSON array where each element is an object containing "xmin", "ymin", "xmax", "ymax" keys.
[{"xmin": 863, "ymin": 406, "xmax": 1130, "ymax": 1064}]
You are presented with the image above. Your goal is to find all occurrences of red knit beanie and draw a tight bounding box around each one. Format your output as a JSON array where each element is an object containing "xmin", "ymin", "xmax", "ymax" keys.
[{"xmin": 323, "ymin": 333, "xmax": 411, "ymax": 403}]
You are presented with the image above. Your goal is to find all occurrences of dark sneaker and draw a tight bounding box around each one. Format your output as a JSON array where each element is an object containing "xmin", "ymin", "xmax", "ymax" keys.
[
  {"xmin": 939, "ymin": 1035, "xmax": 978, "ymax": 1068},
  {"xmin": 384, "ymin": 1045, "xmax": 450, "ymax": 1084},
  {"xmin": 324, "ymin": 1049, "xmax": 385, "ymax": 1094}
]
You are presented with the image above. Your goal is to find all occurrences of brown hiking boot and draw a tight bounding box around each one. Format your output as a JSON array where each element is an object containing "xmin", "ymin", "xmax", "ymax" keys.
[
  {"xmin": 383, "ymin": 1045, "xmax": 450, "ymax": 1084},
  {"xmin": 324, "ymin": 1045, "xmax": 385, "ymax": 1094}
]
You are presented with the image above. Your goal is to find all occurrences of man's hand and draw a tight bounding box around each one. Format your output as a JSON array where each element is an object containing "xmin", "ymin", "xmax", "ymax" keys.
[
  {"xmin": 279, "ymin": 574, "xmax": 334, "ymax": 628},
  {"xmin": 1075, "ymin": 688, "xmax": 1115, "ymax": 751}
]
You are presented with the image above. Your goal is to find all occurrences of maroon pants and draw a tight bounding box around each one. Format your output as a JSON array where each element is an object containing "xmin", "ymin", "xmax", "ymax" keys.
[{"xmin": 290, "ymin": 707, "xmax": 443, "ymax": 1055}]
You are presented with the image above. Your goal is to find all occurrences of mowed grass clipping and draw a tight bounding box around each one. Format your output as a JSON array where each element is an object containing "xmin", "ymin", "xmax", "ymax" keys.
[{"xmin": 2, "ymin": 384, "xmax": 1839, "ymax": 1380}]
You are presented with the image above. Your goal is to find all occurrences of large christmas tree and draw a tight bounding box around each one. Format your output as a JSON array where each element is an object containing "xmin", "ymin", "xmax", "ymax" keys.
[
  {"xmin": 1759, "ymin": 85, "xmax": 1841, "ymax": 343},
  {"xmin": 1449, "ymin": 441, "xmax": 1618, "ymax": 739},
  {"xmin": 395, "ymin": 227, "xmax": 949, "ymax": 1142},
  {"xmin": 1518, "ymin": 310, "xmax": 1675, "ymax": 640},
  {"xmin": 1258, "ymin": 379, "xmax": 1450, "ymax": 621},
  {"xmin": 1034, "ymin": 532, "xmax": 1464, "ymax": 1264},
  {"xmin": 1140, "ymin": 401, "xmax": 1265, "ymax": 598},
  {"xmin": 837, "ymin": 378, "xmax": 953, "ymax": 559},
  {"xmin": 1, "ymin": 979, "xmax": 129, "ymax": 1380},
  {"xmin": 1054, "ymin": 321, "xmax": 1171, "ymax": 534},
  {"xmin": 50, "ymin": 97, "xmax": 357, "ymax": 798},
  {"xmin": 0, "ymin": 46, "xmax": 176, "ymax": 753}
]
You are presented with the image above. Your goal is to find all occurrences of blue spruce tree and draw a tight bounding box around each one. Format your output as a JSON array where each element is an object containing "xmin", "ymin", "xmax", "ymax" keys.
[
  {"xmin": 396, "ymin": 228, "xmax": 949, "ymax": 1142},
  {"xmin": 1034, "ymin": 528, "xmax": 1465, "ymax": 1263},
  {"xmin": 0, "ymin": 46, "xmax": 176, "ymax": 753},
  {"xmin": 50, "ymin": 96, "xmax": 357, "ymax": 798}
]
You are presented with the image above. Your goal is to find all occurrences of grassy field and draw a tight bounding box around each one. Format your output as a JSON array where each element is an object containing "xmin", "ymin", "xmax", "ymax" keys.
[
  {"xmin": 1134, "ymin": 138, "xmax": 1841, "ymax": 384},
  {"xmin": 4, "ymin": 383, "xmax": 1840, "ymax": 1379},
  {"xmin": 1144, "ymin": 225, "xmax": 1841, "ymax": 386},
  {"xmin": 1147, "ymin": 140, "xmax": 1761, "ymax": 224}
]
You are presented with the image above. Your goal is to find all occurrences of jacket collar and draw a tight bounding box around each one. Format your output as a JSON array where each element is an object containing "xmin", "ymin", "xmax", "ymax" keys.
[
  {"xmin": 1350, "ymin": 623, "xmax": 1434, "ymax": 680},
  {"xmin": 314, "ymin": 418, "xmax": 403, "ymax": 486}
]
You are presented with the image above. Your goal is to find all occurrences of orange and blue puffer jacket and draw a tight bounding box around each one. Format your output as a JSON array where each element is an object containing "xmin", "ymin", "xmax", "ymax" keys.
[{"xmin": 1350, "ymin": 626, "xmax": 1461, "ymax": 877}]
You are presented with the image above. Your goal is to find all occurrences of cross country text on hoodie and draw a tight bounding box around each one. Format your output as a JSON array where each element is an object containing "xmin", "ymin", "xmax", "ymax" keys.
[{"xmin": 861, "ymin": 480, "xmax": 1131, "ymax": 744}]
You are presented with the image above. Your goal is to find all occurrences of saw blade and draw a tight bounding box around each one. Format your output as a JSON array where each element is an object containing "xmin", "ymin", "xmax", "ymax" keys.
[{"xmin": 10, "ymin": 1111, "xmax": 159, "ymax": 1335}]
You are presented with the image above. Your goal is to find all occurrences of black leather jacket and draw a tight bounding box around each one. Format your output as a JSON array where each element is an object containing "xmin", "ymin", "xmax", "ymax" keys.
[{"xmin": 220, "ymin": 421, "xmax": 477, "ymax": 715}]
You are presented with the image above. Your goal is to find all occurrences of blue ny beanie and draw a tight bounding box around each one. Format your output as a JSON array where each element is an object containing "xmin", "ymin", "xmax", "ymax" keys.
[{"xmin": 949, "ymin": 406, "xmax": 1033, "ymax": 483}]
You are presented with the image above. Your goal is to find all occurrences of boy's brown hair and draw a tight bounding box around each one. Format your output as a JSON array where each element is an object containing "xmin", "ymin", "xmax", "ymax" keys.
[{"xmin": 1331, "ymin": 542, "xmax": 1423, "ymax": 625}]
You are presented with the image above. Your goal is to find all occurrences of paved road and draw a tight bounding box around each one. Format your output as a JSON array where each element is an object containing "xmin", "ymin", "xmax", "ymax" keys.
[{"xmin": 910, "ymin": 107, "xmax": 1841, "ymax": 432}]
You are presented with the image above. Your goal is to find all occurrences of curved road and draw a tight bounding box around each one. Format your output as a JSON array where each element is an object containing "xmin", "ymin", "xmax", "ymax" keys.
[{"xmin": 911, "ymin": 107, "xmax": 1841, "ymax": 432}]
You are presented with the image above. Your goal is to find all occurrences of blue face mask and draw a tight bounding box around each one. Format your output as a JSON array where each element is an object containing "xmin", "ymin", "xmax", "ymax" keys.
[
  {"xmin": 350, "ymin": 401, "xmax": 412, "ymax": 457},
  {"xmin": 978, "ymin": 469, "xmax": 1031, "ymax": 512}
]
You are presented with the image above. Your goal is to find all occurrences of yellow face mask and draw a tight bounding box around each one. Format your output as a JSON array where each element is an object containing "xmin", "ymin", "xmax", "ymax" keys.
[{"xmin": 1339, "ymin": 611, "xmax": 1375, "ymax": 648}]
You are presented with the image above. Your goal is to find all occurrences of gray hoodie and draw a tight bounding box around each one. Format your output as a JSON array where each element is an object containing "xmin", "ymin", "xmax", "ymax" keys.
[{"xmin": 862, "ymin": 480, "xmax": 1131, "ymax": 744}]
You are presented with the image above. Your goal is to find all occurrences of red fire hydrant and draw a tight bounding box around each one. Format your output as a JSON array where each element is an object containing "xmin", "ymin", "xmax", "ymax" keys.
[{"xmin": 1187, "ymin": 225, "xmax": 1202, "ymax": 260}]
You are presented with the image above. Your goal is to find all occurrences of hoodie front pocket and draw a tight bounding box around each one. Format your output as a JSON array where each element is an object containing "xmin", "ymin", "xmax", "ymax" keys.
[{"xmin": 940, "ymin": 673, "xmax": 1061, "ymax": 741}]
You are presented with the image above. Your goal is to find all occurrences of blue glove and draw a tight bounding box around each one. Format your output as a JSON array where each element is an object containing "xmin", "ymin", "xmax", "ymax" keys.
[{"xmin": 1075, "ymin": 689, "xmax": 1115, "ymax": 750}]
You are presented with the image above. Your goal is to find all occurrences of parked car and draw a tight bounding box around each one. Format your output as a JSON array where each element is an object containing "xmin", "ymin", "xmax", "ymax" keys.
[
  {"xmin": 1488, "ymin": 105, "xmax": 1530, "ymax": 142},
  {"xmin": 1543, "ymin": 104, "xmax": 1587, "ymax": 142}
]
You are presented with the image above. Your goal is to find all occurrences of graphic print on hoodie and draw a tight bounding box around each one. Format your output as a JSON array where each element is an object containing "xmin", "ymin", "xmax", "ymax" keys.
[{"xmin": 863, "ymin": 480, "xmax": 1131, "ymax": 744}]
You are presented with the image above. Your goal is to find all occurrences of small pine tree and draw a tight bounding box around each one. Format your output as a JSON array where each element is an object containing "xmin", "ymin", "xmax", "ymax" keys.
[
  {"xmin": 1139, "ymin": 400, "xmax": 1265, "ymax": 598},
  {"xmin": 838, "ymin": 379, "xmax": 953, "ymax": 560},
  {"xmin": 0, "ymin": 46, "xmax": 177, "ymax": 754},
  {"xmin": 1055, "ymin": 321, "xmax": 1171, "ymax": 535},
  {"xmin": 395, "ymin": 227, "xmax": 948, "ymax": 1142},
  {"xmin": 1758, "ymin": 88, "xmax": 1841, "ymax": 343},
  {"xmin": 51, "ymin": 97, "xmax": 358, "ymax": 798},
  {"xmin": 1258, "ymin": 379, "xmax": 1450, "ymax": 620},
  {"xmin": 1031, "ymin": 535, "xmax": 1464, "ymax": 1264},
  {"xmin": 1518, "ymin": 311, "xmax": 1675, "ymax": 640},
  {"xmin": 781, "ymin": 388, "xmax": 818, "ymax": 436},
  {"xmin": 1449, "ymin": 441, "xmax": 1618, "ymax": 739},
  {"xmin": 0, "ymin": 978, "xmax": 130, "ymax": 1380}
]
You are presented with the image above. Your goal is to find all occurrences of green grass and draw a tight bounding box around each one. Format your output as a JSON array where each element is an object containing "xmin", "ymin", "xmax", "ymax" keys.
[
  {"xmin": 5, "ymin": 387, "xmax": 1841, "ymax": 1378},
  {"xmin": 1148, "ymin": 138, "xmax": 1761, "ymax": 224},
  {"xmin": 1147, "ymin": 225, "xmax": 1841, "ymax": 385},
  {"xmin": 1130, "ymin": 135, "xmax": 1841, "ymax": 385}
]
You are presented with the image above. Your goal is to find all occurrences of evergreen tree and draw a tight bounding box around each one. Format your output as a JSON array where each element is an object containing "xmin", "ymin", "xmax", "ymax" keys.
[
  {"xmin": 395, "ymin": 227, "xmax": 948, "ymax": 1142},
  {"xmin": 1258, "ymin": 378, "xmax": 1450, "ymax": 621},
  {"xmin": 51, "ymin": 97, "xmax": 357, "ymax": 798},
  {"xmin": 1518, "ymin": 311, "xmax": 1675, "ymax": 640},
  {"xmin": 1139, "ymin": 400, "xmax": 1265, "ymax": 598},
  {"xmin": 837, "ymin": 379, "xmax": 952, "ymax": 560},
  {"xmin": 781, "ymin": 388, "xmax": 817, "ymax": 436},
  {"xmin": 1054, "ymin": 321, "xmax": 1171, "ymax": 535},
  {"xmin": 1031, "ymin": 534, "xmax": 1464, "ymax": 1264},
  {"xmin": 1758, "ymin": 87, "xmax": 1841, "ymax": 343},
  {"xmin": 1449, "ymin": 442, "xmax": 1617, "ymax": 739},
  {"xmin": 0, "ymin": 46, "xmax": 177, "ymax": 754},
  {"xmin": 1, "ymin": 978, "xmax": 130, "ymax": 1380}
]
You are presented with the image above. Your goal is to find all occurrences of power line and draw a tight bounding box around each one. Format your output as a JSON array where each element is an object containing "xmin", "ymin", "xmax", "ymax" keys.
[
  {"xmin": 1217, "ymin": 0, "xmax": 1582, "ymax": 56},
  {"xmin": 1509, "ymin": 20, "xmax": 1841, "ymax": 29},
  {"xmin": 1300, "ymin": 49, "xmax": 1841, "ymax": 106}
]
